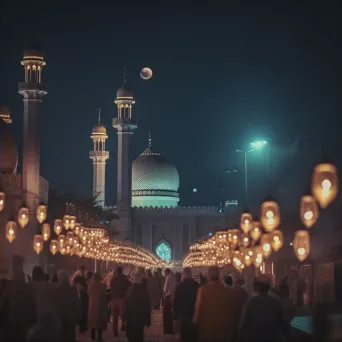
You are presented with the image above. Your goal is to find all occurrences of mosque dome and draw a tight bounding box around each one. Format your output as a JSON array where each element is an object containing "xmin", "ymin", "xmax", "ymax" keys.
[
  {"xmin": 116, "ymin": 85, "xmax": 133, "ymax": 99},
  {"xmin": 0, "ymin": 118, "xmax": 18, "ymax": 174},
  {"xmin": 23, "ymin": 43, "xmax": 44, "ymax": 59},
  {"xmin": 132, "ymin": 145, "xmax": 180, "ymax": 208},
  {"xmin": 92, "ymin": 124, "xmax": 107, "ymax": 135}
]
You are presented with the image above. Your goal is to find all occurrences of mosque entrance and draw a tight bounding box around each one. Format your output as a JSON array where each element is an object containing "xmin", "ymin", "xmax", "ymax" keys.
[{"xmin": 155, "ymin": 239, "xmax": 173, "ymax": 263}]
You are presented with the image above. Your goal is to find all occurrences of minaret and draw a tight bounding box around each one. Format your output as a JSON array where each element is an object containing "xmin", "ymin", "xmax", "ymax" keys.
[
  {"xmin": 113, "ymin": 69, "xmax": 137, "ymax": 240},
  {"xmin": 18, "ymin": 45, "xmax": 48, "ymax": 211},
  {"xmin": 89, "ymin": 110, "xmax": 109, "ymax": 207},
  {"xmin": 0, "ymin": 106, "xmax": 12, "ymax": 124}
]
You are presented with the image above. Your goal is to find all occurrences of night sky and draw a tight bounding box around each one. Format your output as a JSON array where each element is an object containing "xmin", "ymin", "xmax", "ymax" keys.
[{"xmin": 1, "ymin": 1, "xmax": 341, "ymax": 215}]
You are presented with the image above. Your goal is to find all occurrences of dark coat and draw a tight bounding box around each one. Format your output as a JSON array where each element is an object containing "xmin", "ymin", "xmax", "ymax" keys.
[
  {"xmin": 110, "ymin": 274, "xmax": 130, "ymax": 299},
  {"xmin": 124, "ymin": 283, "xmax": 151, "ymax": 342},
  {"xmin": 174, "ymin": 278, "xmax": 199, "ymax": 320}
]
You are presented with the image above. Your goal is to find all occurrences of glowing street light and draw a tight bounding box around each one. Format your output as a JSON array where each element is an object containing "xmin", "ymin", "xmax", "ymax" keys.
[{"xmin": 236, "ymin": 140, "xmax": 268, "ymax": 202}]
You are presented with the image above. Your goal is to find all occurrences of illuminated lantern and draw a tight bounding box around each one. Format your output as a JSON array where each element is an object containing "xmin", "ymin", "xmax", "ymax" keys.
[
  {"xmin": 261, "ymin": 201, "xmax": 280, "ymax": 232},
  {"xmin": 18, "ymin": 206, "xmax": 29, "ymax": 228},
  {"xmin": 240, "ymin": 212, "xmax": 253, "ymax": 234},
  {"xmin": 0, "ymin": 191, "xmax": 5, "ymax": 212},
  {"xmin": 312, "ymin": 163, "xmax": 338, "ymax": 209},
  {"xmin": 50, "ymin": 239, "xmax": 58, "ymax": 255},
  {"xmin": 293, "ymin": 230, "xmax": 310, "ymax": 262},
  {"xmin": 58, "ymin": 234, "xmax": 66, "ymax": 248},
  {"xmin": 54, "ymin": 219, "xmax": 63, "ymax": 235},
  {"xmin": 42, "ymin": 223, "xmax": 51, "ymax": 241},
  {"xmin": 271, "ymin": 230, "xmax": 283, "ymax": 252},
  {"xmin": 33, "ymin": 234, "xmax": 44, "ymax": 254},
  {"xmin": 253, "ymin": 246, "xmax": 264, "ymax": 268},
  {"xmin": 36, "ymin": 204, "xmax": 47, "ymax": 224},
  {"xmin": 241, "ymin": 247, "xmax": 253, "ymax": 267},
  {"xmin": 215, "ymin": 231, "xmax": 228, "ymax": 257},
  {"xmin": 233, "ymin": 250, "xmax": 244, "ymax": 271},
  {"xmin": 6, "ymin": 220, "xmax": 17, "ymax": 243},
  {"xmin": 227, "ymin": 229, "xmax": 240, "ymax": 248},
  {"xmin": 63, "ymin": 215, "xmax": 71, "ymax": 230},
  {"xmin": 240, "ymin": 234, "xmax": 251, "ymax": 247},
  {"xmin": 250, "ymin": 221, "xmax": 262, "ymax": 241},
  {"xmin": 67, "ymin": 231, "xmax": 74, "ymax": 246},
  {"xmin": 69, "ymin": 216, "xmax": 76, "ymax": 230},
  {"xmin": 300, "ymin": 195, "xmax": 319, "ymax": 228},
  {"xmin": 260, "ymin": 234, "xmax": 272, "ymax": 257},
  {"xmin": 74, "ymin": 223, "xmax": 81, "ymax": 235},
  {"xmin": 59, "ymin": 247, "xmax": 66, "ymax": 255}
]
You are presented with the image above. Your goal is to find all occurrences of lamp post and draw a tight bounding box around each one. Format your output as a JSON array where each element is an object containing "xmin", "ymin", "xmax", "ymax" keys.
[{"xmin": 236, "ymin": 140, "xmax": 267, "ymax": 203}]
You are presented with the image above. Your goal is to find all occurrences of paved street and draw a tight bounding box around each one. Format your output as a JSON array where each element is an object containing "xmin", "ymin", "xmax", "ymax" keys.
[{"xmin": 77, "ymin": 310, "xmax": 176, "ymax": 342}]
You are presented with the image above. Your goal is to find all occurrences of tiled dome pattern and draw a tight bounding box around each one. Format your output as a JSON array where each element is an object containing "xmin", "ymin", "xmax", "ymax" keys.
[{"xmin": 132, "ymin": 147, "xmax": 180, "ymax": 192}]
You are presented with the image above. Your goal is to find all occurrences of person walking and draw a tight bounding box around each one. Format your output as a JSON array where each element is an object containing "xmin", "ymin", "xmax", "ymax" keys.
[
  {"xmin": 173, "ymin": 268, "xmax": 199, "ymax": 342},
  {"xmin": 163, "ymin": 268, "xmax": 176, "ymax": 335},
  {"xmin": 124, "ymin": 273, "xmax": 151, "ymax": 342},
  {"xmin": 110, "ymin": 266, "xmax": 131, "ymax": 337},
  {"xmin": 238, "ymin": 274, "xmax": 291, "ymax": 342},
  {"xmin": 193, "ymin": 266, "xmax": 240, "ymax": 342},
  {"xmin": 88, "ymin": 272, "xmax": 107, "ymax": 341}
]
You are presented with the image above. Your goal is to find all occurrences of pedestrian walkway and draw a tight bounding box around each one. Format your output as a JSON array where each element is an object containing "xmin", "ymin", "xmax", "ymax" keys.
[{"xmin": 77, "ymin": 310, "xmax": 175, "ymax": 342}]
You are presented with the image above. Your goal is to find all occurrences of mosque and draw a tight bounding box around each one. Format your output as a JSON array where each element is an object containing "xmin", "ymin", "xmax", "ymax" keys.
[{"xmin": 0, "ymin": 47, "xmax": 237, "ymax": 277}]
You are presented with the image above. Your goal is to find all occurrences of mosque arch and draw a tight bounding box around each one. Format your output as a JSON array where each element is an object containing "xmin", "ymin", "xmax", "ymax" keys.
[{"xmin": 155, "ymin": 238, "xmax": 173, "ymax": 263}]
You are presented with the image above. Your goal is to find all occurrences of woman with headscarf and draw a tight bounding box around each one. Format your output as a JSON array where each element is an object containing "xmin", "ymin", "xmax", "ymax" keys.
[
  {"xmin": 124, "ymin": 273, "xmax": 151, "ymax": 342},
  {"xmin": 88, "ymin": 272, "xmax": 107, "ymax": 341}
]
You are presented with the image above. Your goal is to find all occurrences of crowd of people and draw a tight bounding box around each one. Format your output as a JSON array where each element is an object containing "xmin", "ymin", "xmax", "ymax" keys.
[{"xmin": 0, "ymin": 264, "xmax": 297, "ymax": 342}]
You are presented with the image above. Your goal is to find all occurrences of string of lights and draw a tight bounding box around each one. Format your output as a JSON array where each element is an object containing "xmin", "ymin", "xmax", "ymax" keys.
[{"xmin": 184, "ymin": 162, "xmax": 339, "ymax": 269}]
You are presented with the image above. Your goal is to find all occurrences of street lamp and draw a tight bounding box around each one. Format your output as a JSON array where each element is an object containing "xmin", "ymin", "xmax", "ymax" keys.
[{"xmin": 236, "ymin": 140, "xmax": 268, "ymax": 203}]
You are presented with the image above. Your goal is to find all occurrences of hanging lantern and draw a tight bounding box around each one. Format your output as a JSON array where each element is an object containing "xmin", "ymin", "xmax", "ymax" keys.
[
  {"xmin": 227, "ymin": 229, "xmax": 240, "ymax": 248},
  {"xmin": 59, "ymin": 247, "xmax": 67, "ymax": 255},
  {"xmin": 42, "ymin": 223, "xmax": 51, "ymax": 241},
  {"xmin": 240, "ymin": 212, "xmax": 253, "ymax": 234},
  {"xmin": 54, "ymin": 219, "xmax": 63, "ymax": 235},
  {"xmin": 50, "ymin": 239, "xmax": 58, "ymax": 255},
  {"xmin": 250, "ymin": 221, "xmax": 262, "ymax": 241},
  {"xmin": 74, "ymin": 223, "xmax": 81, "ymax": 235},
  {"xmin": 293, "ymin": 230, "xmax": 310, "ymax": 262},
  {"xmin": 18, "ymin": 206, "xmax": 29, "ymax": 228},
  {"xmin": 63, "ymin": 215, "xmax": 71, "ymax": 230},
  {"xmin": 66, "ymin": 231, "xmax": 74, "ymax": 246},
  {"xmin": 6, "ymin": 220, "xmax": 17, "ymax": 243},
  {"xmin": 261, "ymin": 201, "xmax": 280, "ymax": 232},
  {"xmin": 312, "ymin": 163, "xmax": 338, "ymax": 209},
  {"xmin": 33, "ymin": 234, "xmax": 44, "ymax": 254},
  {"xmin": 260, "ymin": 234, "xmax": 272, "ymax": 257},
  {"xmin": 271, "ymin": 230, "xmax": 284, "ymax": 252},
  {"xmin": 253, "ymin": 246, "xmax": 264, "ymax": 268},
  {"xmin": 241, "ymin": 247, "xmax": 253, "ymax": 267},
  {"xmin": 300, "ymin": 195, "xmax": 319, "ymax": 228},
  {"xmin": 36, "ymin": 204, "xmax": 47, "ymax": 224},
  {"xmin": 0, "ymin": 191, "xmax": 5, "ymax": 212},
  {"xmin": 240, "ymin": 234, "xmax": 251, "ymax": 247},
  {"xmin": 232, "ymin": 250, "xmax": 244, "ymax": 271},
  {"xmin": 69, "ymin": 216, "xmax": 76, "ymax": 230},
  {"xmin": 58, "ymin": 234, "xmax": 66, "ymax": 248}
]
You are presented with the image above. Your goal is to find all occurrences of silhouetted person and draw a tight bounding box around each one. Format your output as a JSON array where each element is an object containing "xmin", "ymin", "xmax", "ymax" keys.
[
  {"xmin": 174, "ymin": 268, "xmax": 199, "ymax": 342},
  {"xmin": 74, "ymin": 275, "xmax": 88, "ymax": 333}
]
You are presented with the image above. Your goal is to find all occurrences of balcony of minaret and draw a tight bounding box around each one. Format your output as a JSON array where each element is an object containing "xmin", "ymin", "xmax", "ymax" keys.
[
  {"xmin": 112, "ymin": 117, "xmax": 137, "ymax": 128},
  {"xmin": 89, "ymin": 151, "xmax": 109, "ymax": 159},
  {"xmin": 18, "ymin": 82, "xmax": 48, "ymax": 93}
]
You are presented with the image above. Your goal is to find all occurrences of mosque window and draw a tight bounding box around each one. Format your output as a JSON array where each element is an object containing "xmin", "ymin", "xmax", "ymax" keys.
[{"xmin": 156, "ymin": 240, "xmax": 172, "ymax": 263}]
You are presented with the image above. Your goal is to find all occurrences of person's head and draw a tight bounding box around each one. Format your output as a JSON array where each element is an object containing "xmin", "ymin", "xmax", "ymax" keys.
[
  {"xmin": 32, "ymin": 266, "xmax": 45, "ymax": 282},
  {"xmin": 146, "ymin": 269, "xmax": 152, "ymax": 277},
  {"xmin": 79, "ymin": 265, "xmax": 85, "ymax": 272},
  {"xmin": 164, "ymin": 268, "xmax": 171, "ymax": 276},
  {"xmin": 157, "ymin": 268, "xmax": 162, "ymax": 274},
  {"xmin": 133, "ymin": 273, "xmax": 143, "ymax": 284},
  {"xmin": 236, "ymin": 276, "xmax": 245, "ymax": 287},
  {"xmin": 86, "ymin": 271, "xmax": 93, "ymax": 280},
  {"xmin": 92, "ymin": 272, "xmax": 101, "ymax": 283},
  {"xmin": 208, "ymin": 266, "xmax": 220, "ymax": 282},
  {"xmin": 278, "ymin": 283, "xmax": 290, "ymax": 298},
  {"xmin": 181, "ymin": 268, "xmax": 192, "ymax": 282},
  {"xmin": 224, "ymin": 275, "xmax": 233, "ymax": 286},
  {"xmin": 115, "ymin": 266, "xmax": 123, "ymax": 276},
  {"xmin": 73, "ymin": 275, "xmax": 85, "ymax": 286},
  {"xmin": 254, "ymin": 274, "xmax": 271, "ymax": 294},
  {"xmin": 57, "ymin": 269, "xmax": 69, "ymax": 284},
  {"xmin": 108, "ymin": 268, "xmax": 113, "ymax": 274}
]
